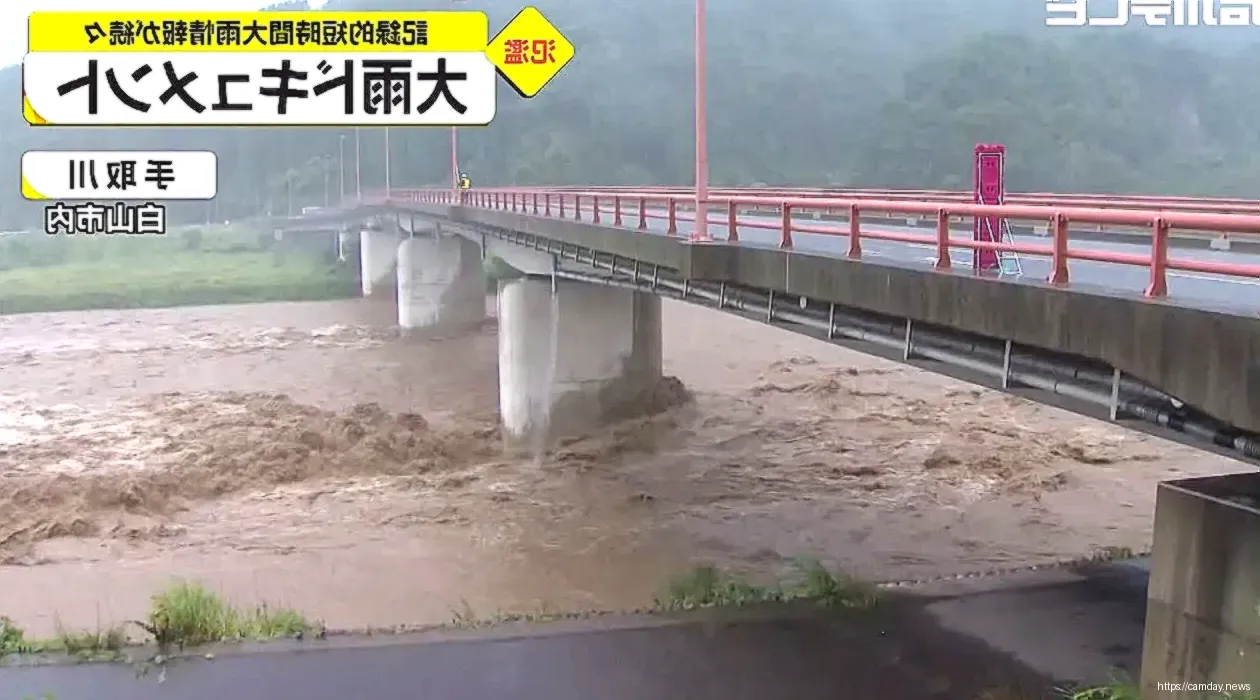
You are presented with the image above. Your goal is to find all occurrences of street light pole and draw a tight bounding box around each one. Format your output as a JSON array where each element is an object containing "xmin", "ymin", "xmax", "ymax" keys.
[
  {"xmin": 384, "ymin": 127, "xmax": 391, "ymax": 197},
  {"xmin": 338, "ymin": 135, "xmax": 346, "ymax": 205},
  {"xmin": 693, "ymin": 0, "xmax": 710, "ymax": 241},
  {"xmin": 284, "ymin": 136, "xmax": 293, "ymax": 216},
  {"xmin": 354, "ymin": 127, "xmax": 362, "ymax": 200},
  {"xmin": 451, "ymin": 0, "xmax": 466, "ymax": 194}
]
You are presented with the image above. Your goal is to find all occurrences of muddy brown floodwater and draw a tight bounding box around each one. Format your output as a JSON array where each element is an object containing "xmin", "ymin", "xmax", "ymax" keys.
[{"xmin": 0, "ymin": 297, "xmax": 1234, "ymax": 636}]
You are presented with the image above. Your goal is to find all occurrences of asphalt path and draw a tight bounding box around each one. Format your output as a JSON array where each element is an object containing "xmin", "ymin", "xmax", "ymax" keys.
[{"xmin": 0, "ymin": 564, "xmax": 1150, "ymax": 700}]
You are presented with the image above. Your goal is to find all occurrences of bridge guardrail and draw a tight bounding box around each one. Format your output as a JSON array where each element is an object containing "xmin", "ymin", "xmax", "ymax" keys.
[
  {"xmin": 534, "ymin": 186, "xmax": 1260, "ymax": 212},
  {"xmin": 534, "ymin": 187, "xmax": 1260, "ymax": 243},
  {"xmin": 369, "ymin": 187, "xmax": 1260, "ymax": 300},
  {"xmin": 364, "ymin": 187, "xmax": 1260, "ymax": 243},
  {"xmin": 652, "ymin": 203, "xmax": 1236, "ymax": 244}
]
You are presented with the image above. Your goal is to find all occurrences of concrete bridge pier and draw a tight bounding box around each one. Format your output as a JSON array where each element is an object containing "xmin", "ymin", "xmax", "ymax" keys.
[
  {"xmin": 395, "ymin": 232, "xmax": 486, "ymax": 335},
  {"xmin": 497, "ymin": 276, "xmax": 662, "ymax": 450},
  {"xmin": 359, "ymin": 227, "xmax": 402, "ymax": 298}
]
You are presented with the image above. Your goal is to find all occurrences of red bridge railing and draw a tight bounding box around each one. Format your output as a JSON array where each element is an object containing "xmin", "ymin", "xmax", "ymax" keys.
[
  {"xmin": 360, "ymin": 187, "xmax": 1260, "ymax": 301},
  {"xmin": 526, "ymin": 187, "xmax": 1260, "ymax": 215}
]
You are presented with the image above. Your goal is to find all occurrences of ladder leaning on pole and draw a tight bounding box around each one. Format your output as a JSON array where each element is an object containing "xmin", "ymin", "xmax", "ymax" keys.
[{"xmin": 977, "ymin": 206, "xmax": 1024, "ymax": 277}]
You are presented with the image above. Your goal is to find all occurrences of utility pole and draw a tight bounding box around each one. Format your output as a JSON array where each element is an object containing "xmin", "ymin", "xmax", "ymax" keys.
[
  {"xmin": 354, "ymin": 127, "xmax": 362, "ymax": 200},
  {"xmin": 338, "ymin": 135, "xmax": 346, "ymax": 205},
  {"xmin": 693, "ymin": 0, "xmax": 710, "ymax": 241},
  {"xmin": 384, "ymin": 127, "xmax": 391, "ymax": 196},
  {"xmin": 451, "ymin": 0, "xmax": 467, "ymax": 194},
  {"xmin": 284, "ymin": 135, "xmax": 294, "ymax": 216}
]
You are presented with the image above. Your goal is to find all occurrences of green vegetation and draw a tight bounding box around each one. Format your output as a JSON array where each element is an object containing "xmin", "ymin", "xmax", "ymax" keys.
[
  {"xmin": 0, "ymin": 580, "xmax": 315, "ymax": 661},
  {"xmin": 1065, "ymin": 681, "xmax": 1143, "ymax": 700},
  {"xmin": 0, "ymin": 224, "xmax": 356, "ymax": 314},
  {"xmin": 140, "ymin": 580, "xmax": 312, "ymax": 649},
  {"xmin": 442, "ymin": 560, "xmax": 878, "ymax": 631},
  {"xmin": 1, "ymin": 616, "xmax": 126, "ymax": 662},
  {"xmin": 1, "ymin": 1, "xmax": 1255, "ymax": 313},
  {"xmin": 655, "ymin": 559, "xmax": 879, "ymax": 611}
]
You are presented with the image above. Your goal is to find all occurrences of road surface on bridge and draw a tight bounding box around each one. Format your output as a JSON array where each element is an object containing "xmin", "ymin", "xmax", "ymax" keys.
[
  {"xmin": 300, "ymin": 202, "xmax": 1260, "ymax": 312},
  {"xmin": 623, "ymin": 209, "xmax": 1260, "ymax": 312}
]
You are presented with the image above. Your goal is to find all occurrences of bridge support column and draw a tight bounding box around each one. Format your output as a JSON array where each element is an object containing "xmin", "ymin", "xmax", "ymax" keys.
[
  {"xmin": 359, "ymin": 228, "xmax": 402, "ymax": 298},
  {"xmin": 497, "ymin": 276, "xmax": 662, "ymax": 449},
  {"xmin": 396, "ymin": 233, "xmax": 485, "ymax": 334},
  {"xmin": 1140, "ymin": 472, "xmax": 1260, "ymax": 697}
]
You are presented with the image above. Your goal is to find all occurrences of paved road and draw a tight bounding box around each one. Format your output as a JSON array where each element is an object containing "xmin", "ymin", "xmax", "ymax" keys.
[
  {"xmin": 640, "ymin": 210, "xmax": 1260, "ymax": 313},
  {"xmin": 1, "ymin": 564, "xmax": 1149, "ymax": 700}
]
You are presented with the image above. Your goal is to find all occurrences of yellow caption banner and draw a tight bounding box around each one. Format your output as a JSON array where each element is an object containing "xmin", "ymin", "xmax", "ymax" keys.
[
  {"xmin": 28, "ymin": 11, "xmax": 488, "ymax": 53},
  {"xmin": 26, "ymin": 8, "xmax": 573, "ymax": 98}
]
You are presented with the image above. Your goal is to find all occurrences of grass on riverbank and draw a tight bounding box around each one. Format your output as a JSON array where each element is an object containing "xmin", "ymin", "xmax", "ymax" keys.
[
  {"xmin": 444, "ymin": 559, "xmax": 880, "ymax": 631},
  {"xmin": 654, "ymin": 558, "xmax": 880, "ymax": 611},
  {"xmin": 0, "ymin": 580, "xmax": 315, "ymax": 660},
  {"xmin": 0, "ymin": 224, "xmax": 357, "ymax": 314},
  {"xmin": 0, "ymin": 252, "xmax": 356, "ymax": 314}
]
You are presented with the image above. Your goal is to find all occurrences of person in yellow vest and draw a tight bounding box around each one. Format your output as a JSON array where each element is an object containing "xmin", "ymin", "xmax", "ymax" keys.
[{"xmin": 458, "ymin": 172, "xmax": 471, "ymax": 203}]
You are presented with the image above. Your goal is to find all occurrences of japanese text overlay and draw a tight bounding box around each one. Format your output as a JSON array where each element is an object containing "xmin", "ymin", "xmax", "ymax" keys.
[
  {"xmin": 22, "ymin": 150, "xmax": 218, "ymax": 200},
  {"xmin": 22, "ymin": 9, "xmax": 574, "ymax": 126},
  {"xmin": 43, "ymin": 202, "xmax": 168, "ymax": 235}
]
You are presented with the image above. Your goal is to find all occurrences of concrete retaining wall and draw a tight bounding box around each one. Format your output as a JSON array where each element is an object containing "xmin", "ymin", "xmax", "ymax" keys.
[{"xmin": 1141, "ymin": 474, "xmax": 1260, "ymax": 697}]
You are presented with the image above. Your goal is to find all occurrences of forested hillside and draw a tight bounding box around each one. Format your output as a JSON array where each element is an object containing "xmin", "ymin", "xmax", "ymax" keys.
[{"xmin": 3, "ymin": 0, "xmax": 1259, "ymax": 227}]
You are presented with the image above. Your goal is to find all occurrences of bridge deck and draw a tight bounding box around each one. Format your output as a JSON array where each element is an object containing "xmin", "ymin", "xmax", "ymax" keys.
[
  {"xmin": 660, "ymin": 212, "xmax": 1260, "ymax": 314},
  {"xmin": 282, "ymin": 206, "xmax": 1260, "ymax": 314}
]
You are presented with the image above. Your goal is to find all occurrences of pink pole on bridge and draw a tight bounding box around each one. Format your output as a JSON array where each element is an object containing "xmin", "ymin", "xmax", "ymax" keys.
[
  {"xmin": 692, "ymin": 0, "xmax": 711, "ymax": 241},
  {"xmin": 973, "ymin": 144, "xmax": 1005, "ymax": 272},
  {"xmin": 451, "ymin": 0, "xmax": 467, "ymax": 198}
]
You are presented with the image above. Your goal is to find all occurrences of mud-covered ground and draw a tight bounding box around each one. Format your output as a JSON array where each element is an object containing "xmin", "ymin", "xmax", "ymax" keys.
[{"xmin": 0, "ymin": 297, "xmax": 1232, "ymax": 635}]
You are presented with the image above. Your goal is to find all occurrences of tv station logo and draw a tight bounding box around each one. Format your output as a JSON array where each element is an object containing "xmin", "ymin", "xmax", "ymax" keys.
[
  {"xmin": 21, "ymin": 150, "xmax": 218, "ymax": 235},
  {"xmin": 1047, "ymin": 0, "xmax": 1260, "ymax": 26}
]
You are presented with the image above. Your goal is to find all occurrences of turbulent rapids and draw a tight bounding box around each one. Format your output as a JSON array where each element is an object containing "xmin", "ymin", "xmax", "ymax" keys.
[{"xmin": 0, "ymin": 297, "xmax": 1227, "ymax": 635}]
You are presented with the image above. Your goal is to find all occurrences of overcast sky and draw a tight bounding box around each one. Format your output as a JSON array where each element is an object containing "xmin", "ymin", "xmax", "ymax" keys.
[{"xmin": 3, "ymin": 0, "xmax": 331, "ymax": 68}]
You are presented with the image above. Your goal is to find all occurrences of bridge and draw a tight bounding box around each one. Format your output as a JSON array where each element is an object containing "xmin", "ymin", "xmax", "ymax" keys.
[
  {"xmin": 278, "ymin": 181, "xmax": 1260, "ymax": 696},
  {"xmin": 282, "ymin": 186, "xmax": 1260, "ymax": 456}
]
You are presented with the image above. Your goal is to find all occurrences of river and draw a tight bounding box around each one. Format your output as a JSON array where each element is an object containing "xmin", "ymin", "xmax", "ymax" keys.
[{"xmin": 0, "ymin": 297, "xmax": 1232, "ymax": 636}]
